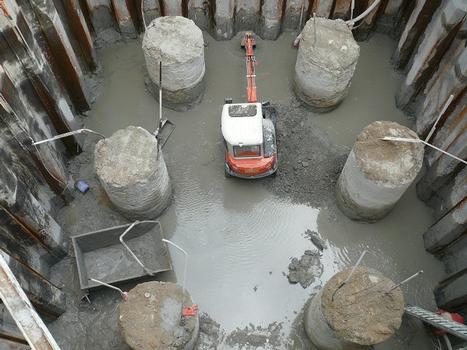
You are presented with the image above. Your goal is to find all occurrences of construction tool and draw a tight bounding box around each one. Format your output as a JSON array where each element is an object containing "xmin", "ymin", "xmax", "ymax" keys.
[{"xmin": 153, "ymin": 61, "xmax": 175, "ymax": 148}]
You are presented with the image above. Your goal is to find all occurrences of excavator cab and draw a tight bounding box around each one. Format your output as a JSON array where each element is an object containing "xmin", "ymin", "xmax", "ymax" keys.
[{"xmin": 221, "ymin": 102, "xmax": 277, "ymax": 178}]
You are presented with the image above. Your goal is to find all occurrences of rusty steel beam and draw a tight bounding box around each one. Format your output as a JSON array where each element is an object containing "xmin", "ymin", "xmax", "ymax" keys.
[
  {"xmin": 392, "ymin": 0, "xmax": 442, "ymax": 69},
  {"xmin": 416, "ymin": 39, "xmax": 467, "ymax": 137},
  {"xmin": 62, "ymin": 0, "xmax": 97, "ymax": 70},
  {"xmin": 30, "ymin": 0, "xmax": 91, "ymax": 112},
  {"xmin": 396, "ymin": 0, "xmax": 466, "ymax": 110},
  {"xmin": 312, "ymin": 0, "xmax": 333, "ymax": 18},
  {"xmin": 111, "ymin": 0, "xmax": 138, "ymax": 38},
  {"xmin": 332, "ymin": 0, "xmax": 350, "ymax": 20},
  {"xmin": 0, "ymin": 251, "xmax": 62, "ymax": 350}
]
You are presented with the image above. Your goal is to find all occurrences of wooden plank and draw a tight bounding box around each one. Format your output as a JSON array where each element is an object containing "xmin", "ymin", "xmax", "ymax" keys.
[{"xmin": 0, "ymin": 251, "xmax": 62, "ymax": 348}]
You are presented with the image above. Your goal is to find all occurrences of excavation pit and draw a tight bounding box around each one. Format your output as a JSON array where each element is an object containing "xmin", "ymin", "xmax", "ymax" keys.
[{"xmin": 45, "ymin": 29, "xmax": 445, "ymax": 350}]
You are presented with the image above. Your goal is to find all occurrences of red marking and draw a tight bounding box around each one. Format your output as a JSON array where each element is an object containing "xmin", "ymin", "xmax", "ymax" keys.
[
  {"xmin": 434, "ymin": 309, "xmax": 465, "ymax": 336},
  {"xmin": 226, "ymin": 151, "xmax": 276, "ymax": 177},
  {"xmin": 183, "ymin": 304, "xmax": 198, "ymax": 317},
  {"xmin": 0, "ymin": 1, "xmax": 9, "ymax": 17}
]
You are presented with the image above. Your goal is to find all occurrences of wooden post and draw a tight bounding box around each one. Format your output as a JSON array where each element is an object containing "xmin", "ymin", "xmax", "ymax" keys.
[{"xmin": 0, "ymin": 251, "xmax": 62, "ymax": 350}]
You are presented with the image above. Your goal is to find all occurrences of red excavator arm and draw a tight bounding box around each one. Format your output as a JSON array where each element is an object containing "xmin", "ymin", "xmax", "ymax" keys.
[{"xmin": 242, "ymin": 32, "xmax": 257, "ymax": 103}]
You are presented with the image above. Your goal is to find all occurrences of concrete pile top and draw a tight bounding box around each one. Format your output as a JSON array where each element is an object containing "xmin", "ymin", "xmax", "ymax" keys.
[
  {"xmin": 354, "ymin": 121, "xmax": 424, "ymax": 185},
  {"xmin": 94, "ymin": 126, "xmax": 159, "ymax": 187},
  {"xmin": 119, "ymin": 281, "xmax": 198, "ymax": 350},
  {"xmin": 322, "ymin": 267, "xmax": 404, "ymax": 345},
  {"xmin": 142, "ymin": 16, "xmax": 204, "ymax": 65},
  {"xmin": 300, "ymin": 18, "xmax": 359, "ymax": 71}
]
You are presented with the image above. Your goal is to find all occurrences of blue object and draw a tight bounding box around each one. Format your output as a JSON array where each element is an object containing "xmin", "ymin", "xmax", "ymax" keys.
[{"xmin": 75, "ymin": 180, "xmax": 89, "ymax": 193}]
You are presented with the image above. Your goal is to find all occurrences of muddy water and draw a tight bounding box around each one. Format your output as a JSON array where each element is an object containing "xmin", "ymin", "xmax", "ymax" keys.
[{"xmin": 86, "ymin": 32, "xmax": 444, "ymax": 347}]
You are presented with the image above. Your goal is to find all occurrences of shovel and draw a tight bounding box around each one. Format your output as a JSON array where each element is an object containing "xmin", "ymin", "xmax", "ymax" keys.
[{"xmin": 154, "ymin": 61, "xmax": 175, "ymax": 148}]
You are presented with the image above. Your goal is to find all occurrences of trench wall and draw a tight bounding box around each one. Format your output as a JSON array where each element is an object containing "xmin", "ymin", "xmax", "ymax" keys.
[{"xmin": 0, "ymin": 0, "xmax": 465, "ymax": 345}]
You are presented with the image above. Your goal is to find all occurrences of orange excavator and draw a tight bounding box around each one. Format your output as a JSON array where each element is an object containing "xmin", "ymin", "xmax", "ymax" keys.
[{"xmin": 220, "ymin": 32, "xmax": 278, "ymax": 179}]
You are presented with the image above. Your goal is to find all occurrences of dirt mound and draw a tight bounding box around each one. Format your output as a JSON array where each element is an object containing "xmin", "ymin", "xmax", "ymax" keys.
[{"xmin": 263, "ymin": 100, "xmax": 349, "ymax": 207}]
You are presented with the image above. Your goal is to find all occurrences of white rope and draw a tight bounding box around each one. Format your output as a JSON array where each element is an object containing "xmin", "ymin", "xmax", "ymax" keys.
[
  {"xmin": 346, "ymin": 0, "xmax": 382, "ymax": 27},
  {"xmin": 381, "ymin": 137, "xmax": 467, "ymax": 165},
  {"xmin": 425, "ymin": 94, "xmax": 454, "ymax": 143}
]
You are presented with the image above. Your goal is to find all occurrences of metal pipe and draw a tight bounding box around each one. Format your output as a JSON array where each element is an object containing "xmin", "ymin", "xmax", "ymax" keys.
[
  {"xmin": 381, "ymin": 137, "xmax": 467, "ymax": 165},
  {"xmin": 162, "ymin": 239, "xmax": 188, "ymax": 319},
  {"xmin": 388, "ymin": 270, "xmax": 423, "ymax": 292},
  {"xmin": 89, "ymin": 278, "xmax": 128, "ymax": 300},
  {"xmin": 32, "ymin": 128, "xmax": 105, "ymax": 146},
  {"xmin": 332, "ymin": 250, "xmax": 367, "ymax": 301},
  {"xmin": 313, "ymin": 12, "xmax": 317, "ymax": 47},
  {"xmin": 298, "ymin": 1, "xmax": 304, "ymax": 33},
  {"xmin": 119, "ymin": 221, "xmax": 156, "ymax": 276}
]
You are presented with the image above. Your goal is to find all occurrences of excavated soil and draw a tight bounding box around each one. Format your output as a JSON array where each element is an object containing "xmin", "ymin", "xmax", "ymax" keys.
[
  {"xmin": 262, "ymin": 101, "xmax": 349, "ymax": 207},
  {"xmin": 322, "ymin": 267, "xmax": 405, "ymax": 345}
]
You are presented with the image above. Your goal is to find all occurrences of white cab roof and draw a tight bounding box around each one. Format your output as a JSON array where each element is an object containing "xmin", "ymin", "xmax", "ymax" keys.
[{"xmin": 221, "ymin": 103, "xmax": 263, "ymax": 146}]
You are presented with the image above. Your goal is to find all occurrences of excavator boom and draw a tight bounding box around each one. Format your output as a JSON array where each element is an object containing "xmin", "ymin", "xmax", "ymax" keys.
[{"xmin": 242, "ymin": 32, "xmax": 257, "ymax": 103}]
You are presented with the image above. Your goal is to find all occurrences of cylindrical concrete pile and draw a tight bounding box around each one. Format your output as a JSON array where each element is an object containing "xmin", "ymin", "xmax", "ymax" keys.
[
  {"xmin": 94, "ymin": 126, "xmax": 172, "ymax": 220},
  {"xmin": 304, "ymin": 267, "xmax": 404, "ymax": 350},
  {"xmin": 294, "ymin": 18, "xmax": 359, "ymax": 112},
  {"xmin": 119, "ymin": 281, "xmax": 199, "ymax": 350},
  {"xmin": 142, "ymin": 16, "xmax": 205, "ymax": 111},
  {"xmin": 336, "ymin": 121, "xmax": 424, "ymax": 222}
]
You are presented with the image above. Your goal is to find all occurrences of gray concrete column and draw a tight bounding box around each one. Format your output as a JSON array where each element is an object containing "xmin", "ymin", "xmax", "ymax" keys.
[
  {"xmin": 294, "ymin": 18, "xmax": 359, "ymax": 112},
  {"xmin": 336, "ymin": 121, "xmax": 424, "ymax": 222}
]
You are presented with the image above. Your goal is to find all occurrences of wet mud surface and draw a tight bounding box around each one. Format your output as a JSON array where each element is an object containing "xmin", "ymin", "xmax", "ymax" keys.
[{"xmin": 48, "ymin": 32, "xmax": 445, "ymax": 349}]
